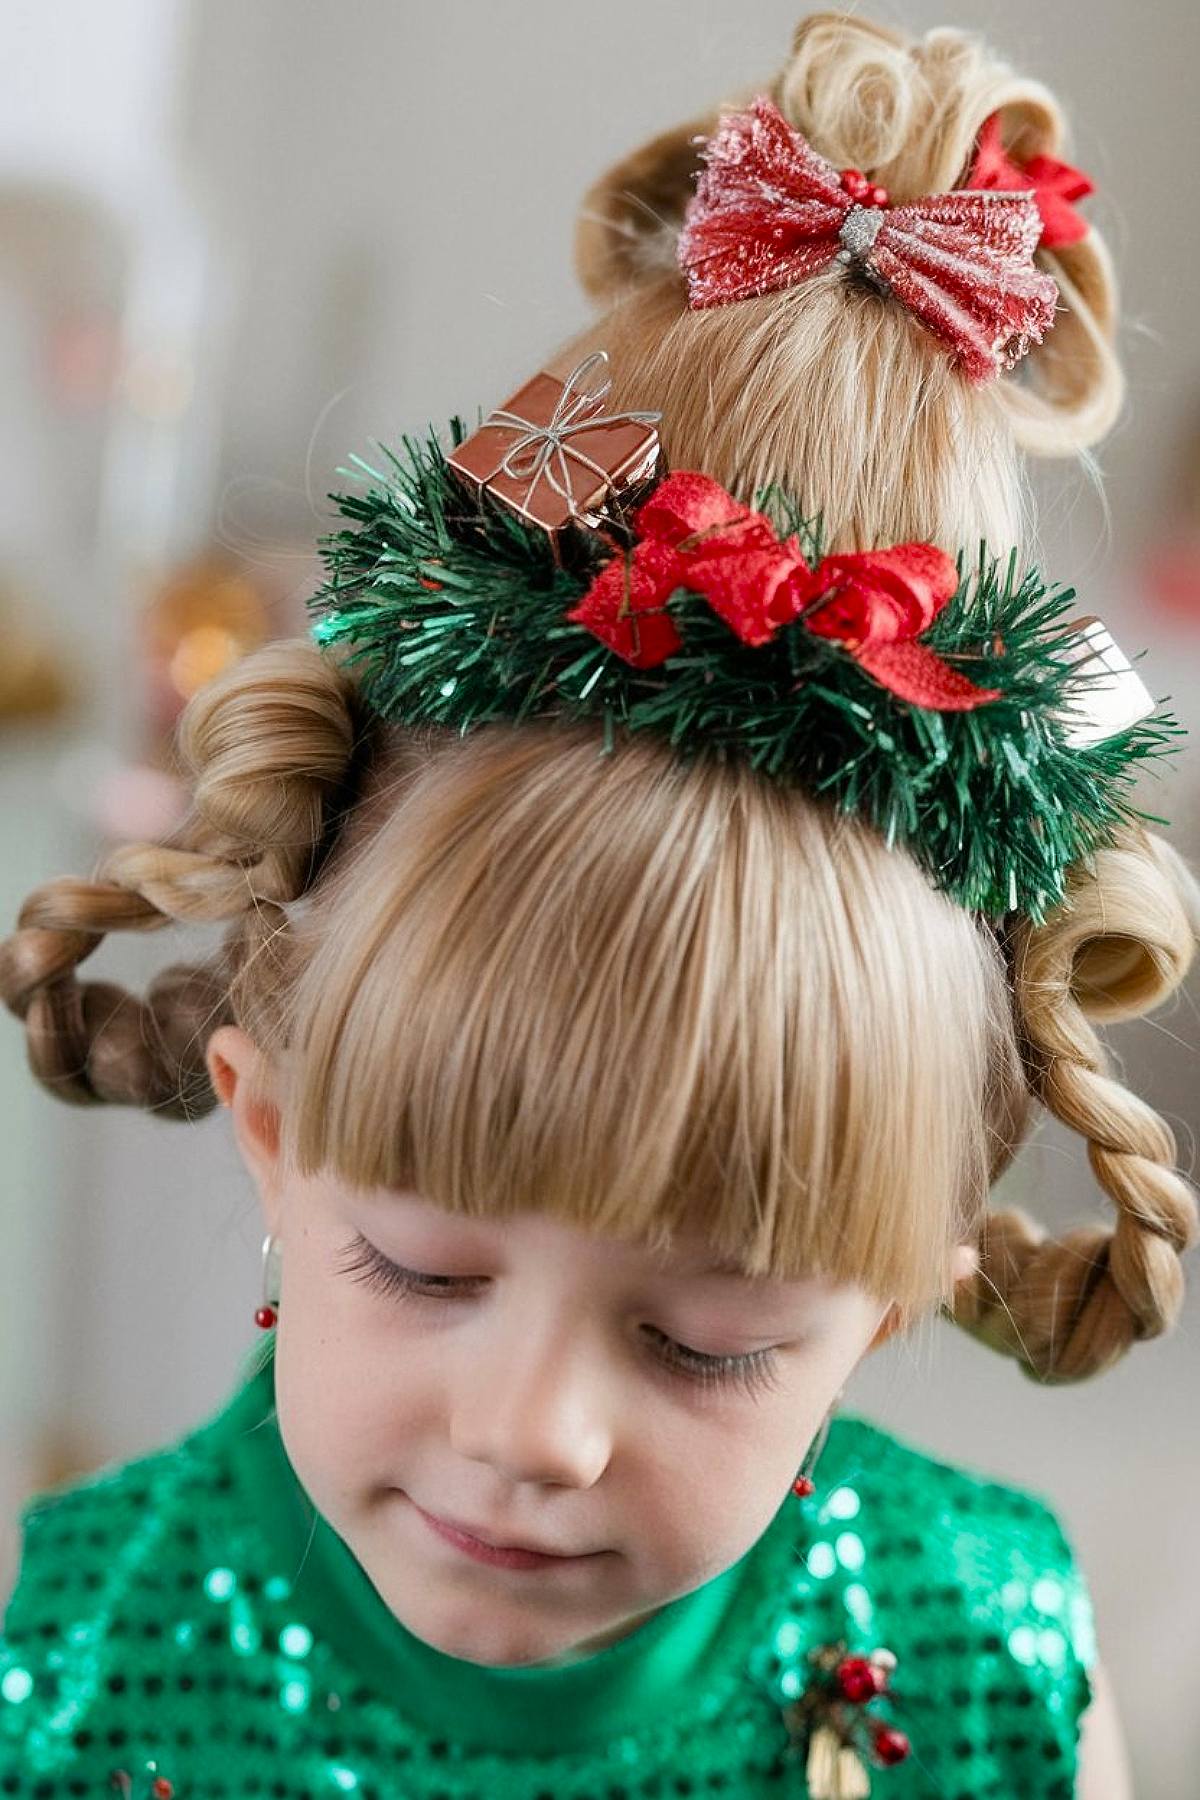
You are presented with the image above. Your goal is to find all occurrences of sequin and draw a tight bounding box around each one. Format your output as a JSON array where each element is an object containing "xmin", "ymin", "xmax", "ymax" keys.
[
  {"xmin": 1008, "ymin": 1624, "xmax": 1040, "ymax": 1665},
  {"xmin": 807, "ymin": 1538, "xmax": 838, "ymax": 1578},
  {"xmin": 279, "ymin": 1677, "xmax": 311, "ymax": 1713},
  {"xmin": 0, "ymin": 1670, "xmax": 31, "ymax": 1705},
  {"xmin": 835, "ymin": 1530, "xmax": 866, "ymax": 1571},
  {"xmin": 280, "ymin": 1621, "xmax": 314, "ymax": 1658},
  {"xmin": 1032, "ymin": 1576, "xmax": 1065, "ymax": 1614},
  {"xmin": 842, "ymin": 1582, "xmax": 874, "ymax": 1629},
  {"xmin": 229, "ymin": 1595, "xmax": 261, "ymax": 1654},
  {"xmin": 1002, "ymin": 1576, "xmax": 1029, "ymax": 1610},
  {"xmin": 202, "ymin": 1565, "xmax": 236, "ymax": 1602}
]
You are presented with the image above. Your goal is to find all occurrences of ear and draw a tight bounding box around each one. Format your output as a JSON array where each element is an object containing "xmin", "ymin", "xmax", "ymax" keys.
[
  {"xmin": 866, "ymin": 1243, "xmax": 980, "ymax": 1352},
  {"xmin": 950, "ymin": 1241, "xmax": 980, "ymax": 1286},
  {"xmin": 866, "ymin": 1302, "xmax": 903, "ymax": 1354},
  {"xmin": 206, "ymin": 1024, "xmax": 284, "ymax": 1228}
]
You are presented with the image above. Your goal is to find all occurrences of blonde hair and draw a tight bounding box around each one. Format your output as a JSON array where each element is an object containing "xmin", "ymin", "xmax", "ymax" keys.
[
  {"xmin": 567, "ymin": 12, "xmax": 1124, "ymax": 557},
  {"xmin": 2, "ymin": 14, "xmax": 1196, "ymax": 1384}
]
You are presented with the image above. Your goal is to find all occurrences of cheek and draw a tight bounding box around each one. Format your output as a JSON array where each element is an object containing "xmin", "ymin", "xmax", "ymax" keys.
[
  {"xmin": 649, "ymin": 1358, "xmax": 852, "ymax": 1566},
  {"xmin": 272, "ymin": 1288, "xmax": 421, "ymax": 1519},
  {"xmin": 272, "ymin": 1328, "xmax": 348, "ymax": 1515},
  {"xmin": 622, "ymin": 1394, "xmax": 817, "ymax": 1584}
]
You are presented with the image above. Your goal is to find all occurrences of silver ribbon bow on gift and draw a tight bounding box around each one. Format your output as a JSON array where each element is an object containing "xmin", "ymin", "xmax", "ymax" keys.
[{"xmin": 485, "ymin": 350, "xmax": 662, "ymax": 519}]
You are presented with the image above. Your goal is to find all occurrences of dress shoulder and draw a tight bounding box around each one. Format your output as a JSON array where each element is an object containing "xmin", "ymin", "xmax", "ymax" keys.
[
  {"xmin": 1, "ymin": 1406, "xmax": 233, "ymax": 1785},
  {"xmin": 746, "ymin": 1409, "xmax": 1097, "ymax": 1799}
]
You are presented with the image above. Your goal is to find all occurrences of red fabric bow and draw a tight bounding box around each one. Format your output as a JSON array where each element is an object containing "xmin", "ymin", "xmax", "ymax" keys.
[
  {"xmin": 565, "ymin": 471, "xmax": 1001, "ymax": 711},
  {"xmin": 966, "ymin": 113, "xmax": 1094, "ymax": 249},
  {"xmin": 677, "ymin": 95, "xmax": 1060, "ymax": 384}
]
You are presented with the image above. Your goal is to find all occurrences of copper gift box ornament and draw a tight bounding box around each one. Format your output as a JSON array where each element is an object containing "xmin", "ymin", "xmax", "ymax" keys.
[{"xmin": 447, "ymin": 351, "xmax": 664, "ymax": 557}]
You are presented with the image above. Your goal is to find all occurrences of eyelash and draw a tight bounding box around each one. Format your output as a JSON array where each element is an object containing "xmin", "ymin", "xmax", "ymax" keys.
[{"xmin": 335, "ymin": 1235, "xmax": 782, "ymax": 1400}]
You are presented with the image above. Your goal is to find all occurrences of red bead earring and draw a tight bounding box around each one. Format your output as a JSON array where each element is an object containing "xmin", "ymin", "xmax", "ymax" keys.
[
  {"xmin": 791, "ymin": 1404, "xmax": 836, "ymax": 1499},
  {"xmin": 255, "ymin": 1233, "xmax": 281, "ymax": 1330}
]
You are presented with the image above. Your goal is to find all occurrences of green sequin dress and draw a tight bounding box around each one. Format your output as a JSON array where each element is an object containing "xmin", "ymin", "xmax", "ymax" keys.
[{"xmin": 1, "ymin": 1334, "xmax": 1095, "ymax": 1797}]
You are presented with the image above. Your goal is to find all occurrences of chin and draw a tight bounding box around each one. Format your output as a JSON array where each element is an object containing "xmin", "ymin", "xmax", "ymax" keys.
[{"xmin": 421, "ymin": 1612, "xmax": 569, "ymax": 1669}]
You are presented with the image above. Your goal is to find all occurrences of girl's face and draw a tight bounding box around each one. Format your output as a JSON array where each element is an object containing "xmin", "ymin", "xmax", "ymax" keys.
[
  {"xmin": 209, "ymin": 1028, "xmax": 897, "ymax": 1670},
  {"xmin": 272, "ymin": 1177, "xmax": 891, "ymax": 1670}
]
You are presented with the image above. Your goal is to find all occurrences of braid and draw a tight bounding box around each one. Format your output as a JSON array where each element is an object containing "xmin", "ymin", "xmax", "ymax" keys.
[
  {"xmin": 953, "ymin": 825, "xmax": 1200, "ymax": 1382},
  {"xmin": 0, "ymin": 641, "xmax": 365, "ymax": 1120}
]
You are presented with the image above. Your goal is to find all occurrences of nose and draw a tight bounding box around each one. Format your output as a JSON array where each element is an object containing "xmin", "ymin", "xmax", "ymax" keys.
[{"xmin": 447, "ymin": 1312, "xmax": 614, "ymax": 1490}]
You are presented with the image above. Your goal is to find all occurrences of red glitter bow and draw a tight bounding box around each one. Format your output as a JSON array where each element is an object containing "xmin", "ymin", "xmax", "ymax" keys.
[
  {"xmin": 676, "ymin": 95, "xmax": 1061, "ymax": 384},
  {"xmin": 565, "ymin": 471, "xmax": 1002, "ymax": 711}
]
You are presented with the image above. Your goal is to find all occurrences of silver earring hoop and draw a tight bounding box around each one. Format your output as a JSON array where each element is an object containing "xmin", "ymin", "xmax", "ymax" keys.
[
  {"xmin": 255, "ymin": 1232, "xmax": 282, "ymax": 1329},
  {"xmin": 791, "ymin": 1399, "xmax": 838, "ymax": 1499}
]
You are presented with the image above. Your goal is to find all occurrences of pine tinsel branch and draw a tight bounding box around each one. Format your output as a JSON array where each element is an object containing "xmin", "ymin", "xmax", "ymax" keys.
[{"xmin": 309, "ymin": 423, "xmax": 1186, "ymax": 924}]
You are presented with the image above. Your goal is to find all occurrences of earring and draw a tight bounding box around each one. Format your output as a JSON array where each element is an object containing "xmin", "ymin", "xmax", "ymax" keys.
[
  {"xmin": 255, "ymin": 1232, "xmax": 281, "ymax": 1329},
  {"xmin": 791, "ymin": 1395, "xmax": 839, "ymax": 1499}
]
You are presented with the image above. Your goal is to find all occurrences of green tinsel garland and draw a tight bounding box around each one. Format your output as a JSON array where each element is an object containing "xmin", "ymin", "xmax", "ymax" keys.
[{"xmin": 306, "ymin": 419, "xmax": 1185, "ymax": 925}]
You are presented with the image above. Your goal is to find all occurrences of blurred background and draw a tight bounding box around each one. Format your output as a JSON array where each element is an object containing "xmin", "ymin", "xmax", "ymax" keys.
[{"xmin": 2, "ymin": 0, "xmax": 1198, "ymax": 1790}]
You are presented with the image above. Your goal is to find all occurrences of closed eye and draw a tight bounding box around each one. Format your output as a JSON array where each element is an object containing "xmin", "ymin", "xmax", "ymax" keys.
[{"xmin": 335, "ymin": 1233, "xmax": 783, "ymax": 1399}]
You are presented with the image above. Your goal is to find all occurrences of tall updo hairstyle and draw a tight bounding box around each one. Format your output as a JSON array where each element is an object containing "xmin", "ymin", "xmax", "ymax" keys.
[
  {"xmin": 567, "ymin": 8, "xmax": 1124, "ymax": 551},
  {"xmin": 2, "ymin": 13, "xmax": 1197, "ymax": 1387}
]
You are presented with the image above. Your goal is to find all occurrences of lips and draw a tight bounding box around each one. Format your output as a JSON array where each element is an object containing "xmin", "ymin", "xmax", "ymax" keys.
[
  {"xmin": 426, "ymin": 1507, "xmax": 578, "ymax": 1556},
  {"xmin": 405, "ymin": 1494, "xmax": 592, "ymax": 1558}
]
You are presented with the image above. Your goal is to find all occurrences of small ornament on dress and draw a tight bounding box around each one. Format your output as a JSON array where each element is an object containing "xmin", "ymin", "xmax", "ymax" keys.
[
  {"xmin": 778, "ymin": 1641, "xmax": 910, "ymax": 1798},
  {"xmin": 110, "ymin": 1763, "xmax": 174, "ymax": 1799}
]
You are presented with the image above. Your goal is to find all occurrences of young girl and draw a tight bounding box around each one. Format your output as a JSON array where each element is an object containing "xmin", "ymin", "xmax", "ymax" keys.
[{"xmin": 2, "ymin": 12, "xmax": 1197, "ymax": 1798}]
